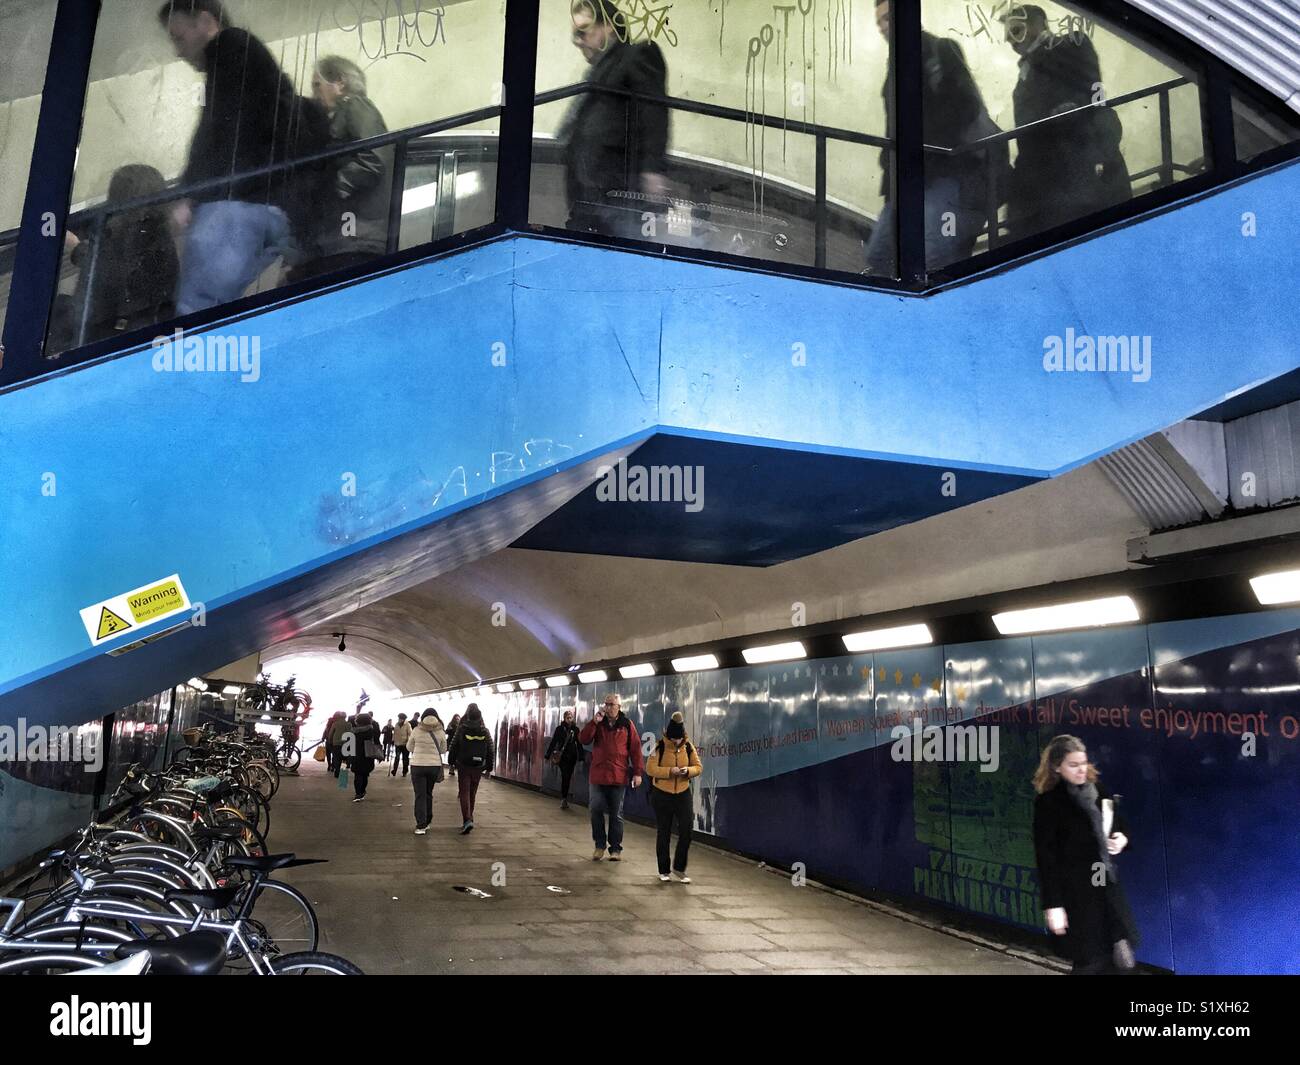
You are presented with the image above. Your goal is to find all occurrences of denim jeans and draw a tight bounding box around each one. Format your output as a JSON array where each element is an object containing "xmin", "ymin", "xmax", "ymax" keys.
[
  {"xmin": 863, "ymin": 176, "xmax": 986, "ymax": 276},
  {"xmin": 411, "ymin": 765, "xmax": 439, "ymax": 829},
  {"xmin": 589, "ymin": 783, "xmax": 627, "ymax": 852},
  {"xmin": 176, "ymin": 201, "xmax": 292, "ymax": 316}
]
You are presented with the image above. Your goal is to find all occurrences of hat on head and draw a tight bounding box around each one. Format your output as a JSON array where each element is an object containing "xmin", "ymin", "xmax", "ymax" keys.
[{"xmin": 665, "ymin": 711, "xmax": 685, "ymax": 740}]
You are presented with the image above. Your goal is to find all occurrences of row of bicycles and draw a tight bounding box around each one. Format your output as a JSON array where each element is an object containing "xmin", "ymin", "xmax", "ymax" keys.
[{"xmin": 0, "ymin": 726, "xmax": 363, "ymax": 975}]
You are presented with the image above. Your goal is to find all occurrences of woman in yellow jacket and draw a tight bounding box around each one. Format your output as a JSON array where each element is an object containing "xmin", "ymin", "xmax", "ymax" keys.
[{"xmin": 645, "ymin": 711, "xmax": 702, "ymax": 882}]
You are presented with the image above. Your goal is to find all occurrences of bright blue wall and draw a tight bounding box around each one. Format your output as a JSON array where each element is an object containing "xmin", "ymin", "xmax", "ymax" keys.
[{"xmin": 492, "ymin": 606, "xmax": 1300, "ymax": 975}]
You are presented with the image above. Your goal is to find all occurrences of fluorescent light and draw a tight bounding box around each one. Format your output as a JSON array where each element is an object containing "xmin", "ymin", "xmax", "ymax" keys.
[
  {"xmin": 519, "ymin": 679, "xmax": 540, "ymax": 690},
  {"xmin": 992, "ymin": 595, "xmax": 1139, "ymax": 635},
  {"xmin": 619, "ymin": 662, "xmax": 656, "ymax": 679},
  {"xmin": 1250, "ymin": 568, "xmax": 1300, "ymax": 605},
  {"xmin": 222, "ymin": 685, "xmax": 242, "ymax": 696},
  {"xmin": 578, "ymin": 669, "xmax": 607, "ymax": 683},
  {"xmin": 842, "ymin": 623, "xmax": 933, "ymax": 653},
  {"xmin": 672, "ymin": 653, "xmax": 719, "ymax": 672},
  {"xmin": 188, "ymin": 678, "xmax": 207, "ymax": 691},
  {"xmin": 741, "ymin": 641, "xmax": 806, "ymax": 665},
  {"xmin": 495, "ymin": 683, "xmax": 515, "ymax": 693},
  {"xmin": 545, "ymin": 675, "xmax": 571, "ymax": 687}
]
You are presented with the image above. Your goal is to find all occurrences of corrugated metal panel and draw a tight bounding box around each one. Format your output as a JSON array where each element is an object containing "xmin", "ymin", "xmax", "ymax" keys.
[
  {"xmin": 1226, "ymin": 398, "xmax": 1300, "ymax": 507},
  {"xmin": 1128, "ymin": 0, "xmax": 1300, "ymax": 110},
  {"xmin": 1096, "ymin": 437, "xmax": 1208, "ymax": 530}
]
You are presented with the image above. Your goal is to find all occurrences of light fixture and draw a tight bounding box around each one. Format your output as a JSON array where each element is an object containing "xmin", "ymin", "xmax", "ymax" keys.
[
  {"xmin": 741, "ymin": 641, "xmax": 806, "ymax": 665},
  {"xmin": 545, "ymin": 675, "xmax": 571, "ymax": 687},
  {"xmin": 842, "ymin": 623, "xmax": 933, "ymax": 653},
  {"xmin": 578, "ymin": 669, "xmax": 607, "ymax": 683},
  {"xmin": 222, "ymin": 685, "xmax": 242, "ymax": 696},
  {"xmin": 188, "ymin": 678, "xmax": 207, "ymax": 691},
  {"xmin": 619, "ymin": 662, "xmax": 655, "ymax": 679},
  {"xmin": 1250, "ymin": 568, "xmax": 1300, "ymax": 605},
  {"xmin": 333, "ymin": 632, "xmax": 346, "ymax": 652},
  {"xmin": 672, "ymin": 653, "xmax": 719, "ymax": 672},
  {"xmin": 495, "ymin": 683, "xmax": 515, "ymax": 693},
  {"xmin": 519, "ymin": 679, "xmax": 540, "ymax": 690},
  {"xmin": 992, "ymin": 595, "xmax": 1139, "ymax": 636}
]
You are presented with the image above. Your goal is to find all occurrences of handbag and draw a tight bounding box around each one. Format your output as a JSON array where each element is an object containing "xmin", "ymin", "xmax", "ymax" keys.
[
  {"xmin": 364, "ymin": 738, "xmax": 381, "ymax": 759},
  {"xmin": 313, "ymin": 745, "xmax": 327, "ymax": 762}
]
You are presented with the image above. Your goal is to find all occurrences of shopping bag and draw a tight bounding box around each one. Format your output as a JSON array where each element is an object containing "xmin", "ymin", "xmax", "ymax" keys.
[
  {"xmin": 338, "ymin": 767, "xmax": 349, "ymax": 789},
  {"xmin": 314, "ymin": 746, "xmax": 327, "ymax": 762}
]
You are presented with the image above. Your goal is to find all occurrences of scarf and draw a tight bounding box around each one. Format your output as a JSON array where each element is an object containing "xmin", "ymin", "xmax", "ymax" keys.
[{"xmin": 1066, "ymin": 781, "xmax": 1115, "ymax": 879}]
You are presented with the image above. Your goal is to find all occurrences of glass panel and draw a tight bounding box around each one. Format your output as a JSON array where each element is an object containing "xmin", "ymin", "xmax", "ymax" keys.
[
  {"xmin": 920, "ymin": 0, "xmax": 1207, "ymax": 271},
  {"xmin": 532, "ymin": 0, "xmax": 894, "ymax": 278},
  {"xmin": 1233, "ymin": 90, "xmax": 1300, "ymax": 164},
  {"xmin": 0, "ymin": 1, "xmax": 58, "ymax": 345},
  {"xmin": 46, "ymin": 0, "xmax": 505, "ymax": 357}
]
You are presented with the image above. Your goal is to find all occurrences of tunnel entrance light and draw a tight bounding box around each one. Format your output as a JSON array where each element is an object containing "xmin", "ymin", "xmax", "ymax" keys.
[
  {"xmin": 188, "ymin": 678, "xmax": 207, "ymax": 691},
  {"xmin": 672, "ymin": 653, "xmax": 719, "ymax": 672},
  {"xmin": 495, "ymin": 683, "xmax": 516, "ymax": 693},
  {"xmin": 992, "ymin": 595, "xmax": 1138, "ymax": 635},
  {"xmin": 619, "ymin": 663, "xmax": 656, "ymax": 679},
  {"xmin": 577, "ymin": 669, "xmax": 607, "ymax": 683},
  {"xmin": 1250, "ymin": 568, "xmax": 1300, "ymax": 605},
  {"xmin": 545, "ymin": 675, "xmax": 571, "ymax": 687},
  {"xmin": 222, "ymin": 685, "xmax": 243, "ymax": 696},
  {"xmin": 519, "ymin": 679, "xmax": 540, "ymax": 690},
  {"xmin": 842, "ymin": 623, "xmax": 932, "ymax": 653},
  {"xmin": 741, "ymin": 641, "xmax": 806, "ymax": 665}
]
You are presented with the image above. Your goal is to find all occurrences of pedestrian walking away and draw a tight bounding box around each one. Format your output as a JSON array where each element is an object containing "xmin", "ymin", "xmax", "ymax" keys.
[
  {"xmin": 408, "ymin": 708, "xmax": 448, "ymax": 834},
  {"xmin": 390, "ymin": 713, "xmax": 412, "ymax": 777},
  {"xmin": 447, "ymin": 703, "xmax": 494, "ymax": 833},
  {"xmin": 578, "ymin": 694, "xmax": 643, "ymax": 861},
  {"xmin": 345, "ymin": 709, "xmax": 381, "ymax": 802}
]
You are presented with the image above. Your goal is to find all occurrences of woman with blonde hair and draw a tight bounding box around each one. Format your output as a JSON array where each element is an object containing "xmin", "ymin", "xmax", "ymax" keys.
[{"xmin": 1032, "ymin": 734, "xmax": 1138, "ymax": 974}]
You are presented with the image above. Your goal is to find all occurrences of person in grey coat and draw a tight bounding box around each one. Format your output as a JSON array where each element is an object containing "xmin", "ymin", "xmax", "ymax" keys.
[{"xmin": 300, "ymin": 55, "xmax": 395, "ymax": 276}]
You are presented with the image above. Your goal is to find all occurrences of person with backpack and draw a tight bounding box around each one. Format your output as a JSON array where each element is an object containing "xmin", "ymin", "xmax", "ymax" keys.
[
  {"xmin": 326, "ymin": 711, "xmax": 350, "ymax": 778},
  {"xmin": 447, "ymin": 704, "xmax": 494, "ymax": 834},
  {"xmin": 156, "ymin": 0, "xmax": 328, "ymax": 316},
  {"xmin": 407, "ymin": 709, "xmax": 448, "ymax": 835},
  {"xmin": 445, "ymin": 714, "xmax": 462, "ymax": 777},
  {"xmin": 645, "ymin": 711, "xmax": 702, "ymax": 882},
  {"xmin": 578, "ymin": 694, "xmax": 644, "ymax": 861},
  {"xmin": 390, "ymin": 713, "xmax": 412, "ymax": 777},
  {"xmin": 544, "ymin": 709, "xmax": 585, "ymax": 810},
  {"xmin": 344, "ymin": 709, "xmax": 381, "ymax": 802}
]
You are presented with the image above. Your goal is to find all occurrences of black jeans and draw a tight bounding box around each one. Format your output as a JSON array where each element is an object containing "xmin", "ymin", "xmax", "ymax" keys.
[
  {"xmin": 650, "ymin": 788, "xmax": 693, "ymax": 875},
  {"xmin": 326, "ymin": 743, "xmax": 341, "ymax": 776},
  {"xmin": 559, "ymin": 759, "xmax": 577, "ymax": 800},
  {"xmin": 391, "ymin": 745, "xmax": 409, "ymax": 776},
  {"xmin": 353, "ymin": 765, "xmax": 371, "ymax": 797},
  {"xmin": 411, "ymin": 765, "xmax": 440, "ymax": 828}
]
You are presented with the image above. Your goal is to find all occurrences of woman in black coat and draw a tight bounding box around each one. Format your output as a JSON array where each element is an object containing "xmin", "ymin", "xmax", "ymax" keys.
[
  {"xmin": 1032, "ymin": 734, "xmax": 1138, "ymax": 974},
  {"xmin": 544, "ymin": 709, "xmax": 585, "ymax": 810},
  {"xmin": 345, "ymin": 711, "xmax": 381, "ymax": 803}
]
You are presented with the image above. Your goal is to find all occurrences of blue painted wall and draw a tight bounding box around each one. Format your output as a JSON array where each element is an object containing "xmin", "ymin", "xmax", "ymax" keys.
[{"xmin": 492, "ymin": 606, "xmax": 1300, "ymax": 975}]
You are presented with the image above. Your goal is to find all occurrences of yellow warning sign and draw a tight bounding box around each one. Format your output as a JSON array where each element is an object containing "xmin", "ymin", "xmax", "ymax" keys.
[
  {"xmin": 96, "ymin": 606, "xmax": 132, "ymax": 640},
  {"xmin": 127, "ymin": 579, "xmax": 185, "ymax": 625}
]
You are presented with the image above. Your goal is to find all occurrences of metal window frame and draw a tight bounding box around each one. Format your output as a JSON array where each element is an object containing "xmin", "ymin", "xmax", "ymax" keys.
[{"xmin": 3, "ymin": 0, "xmax": 1300, "ymax": 391}]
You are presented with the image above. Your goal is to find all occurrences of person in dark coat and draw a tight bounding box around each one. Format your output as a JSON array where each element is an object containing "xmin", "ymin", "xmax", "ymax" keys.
[
  {"xmin": 864, "ymin": 0, "xmax": 1000, "ymax": 274},
  {"xmin": 1032, "ymin": 734, "xmax": 1138, "ymax": 974},
  {"xmin": 560, "ymin": 0, "xmax": 670, "ymax": 238},
  {"xmin": 157, "ymin": 0, "xmax": 328, "ymax": 315},
  {"xmin": 50, "ymin": 164, "xmax": 179, "ymax": 352},
  {"xmin": 447, "ymin": 704, "xmax": 495, "ymax": 833},
  {"xmin": 344, "ymin": 710, "xmax": 381, "ymax": 802},
  {"xmin": 1002, "ymin": 4, "xmax": 1130, "ymax": 240},
  {"xmin": 297, "ymin": 55, "xmax": 394, "ymax": 277},
  {"xmin": 544, "ymin": 709, "xmax": 586, "ymax": 809},
  {"xmin": 445, "ymin": 713, "xmax": 462, "ymax": 777}
]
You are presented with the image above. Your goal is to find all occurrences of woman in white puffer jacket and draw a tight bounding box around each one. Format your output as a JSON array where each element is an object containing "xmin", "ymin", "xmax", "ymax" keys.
[{"xmin": 408, "ymin": 709, "xmax": 448, "ymax": 835}]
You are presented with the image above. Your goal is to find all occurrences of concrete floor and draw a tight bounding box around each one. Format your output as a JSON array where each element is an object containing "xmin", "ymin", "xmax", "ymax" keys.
[{"xmin": 272, "ymin": 761, "xmax": 1056, "ymax": 975}]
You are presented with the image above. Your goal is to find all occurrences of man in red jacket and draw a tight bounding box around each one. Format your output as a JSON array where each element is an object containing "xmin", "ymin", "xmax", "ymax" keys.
[{"xmin": 578, "ymin": 694, "xmax": 644, "ymax": 861}]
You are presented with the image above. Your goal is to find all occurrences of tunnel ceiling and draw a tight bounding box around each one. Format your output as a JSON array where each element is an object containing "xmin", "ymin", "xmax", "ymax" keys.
[{"xmin": 267, "ymin": 458, "xmax": 1146, "ymax": 692}]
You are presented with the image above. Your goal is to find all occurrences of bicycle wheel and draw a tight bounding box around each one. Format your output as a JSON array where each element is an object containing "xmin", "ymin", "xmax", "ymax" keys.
[
  {"xmin": 269, "ymin": 950, "xmax": 363, "ymax": 975},
  {"xmin": 211, "ymin": 807, "xmax": 268, "ymax": 856},
  {"xmin": 240, "ymin": 879, "xmax": 318, "ymax": 953},
  {"xmin": 0, "ymin": 952, "xmax": 104, "ymax": 974},
  {"xmin": 244, "ymin": 761, "xmax": 275, "ymax": 802},
  {"xmin": 278, "ymin": 744, "xmax": 301, "ymax": 772}
]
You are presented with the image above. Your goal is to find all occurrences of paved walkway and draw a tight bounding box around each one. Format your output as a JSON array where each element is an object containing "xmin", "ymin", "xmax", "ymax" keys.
[{"xmin": 272, "ymin": 761, "xmax": 1055, "ymax": 975}]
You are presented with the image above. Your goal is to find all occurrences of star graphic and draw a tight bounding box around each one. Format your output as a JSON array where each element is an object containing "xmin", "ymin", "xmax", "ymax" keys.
[
  {"xmin": 860, "ymin": 665, "xmax": 871, "ymax": 680},
  {"xmin": 931, "ymin": 677, "xmax": 942, "ymax": 693},
  {"xmin": 911, "ymin": 672, "xmax": 923, "ymax": 688},
  {"xmin": 878, "ymin": 667, "xmax": 886, "ymax": 681},
  {"xmin": 894, "ymin": 669, "xmax": 903, "ymax": 685},
  {"xmin": 956, "ymin": 685, "xmax": 968, "ymax": 701}
]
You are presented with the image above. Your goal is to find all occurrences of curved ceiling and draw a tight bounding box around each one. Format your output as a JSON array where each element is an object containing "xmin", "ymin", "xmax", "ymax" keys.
[
  {"xmin": 264, "ymin": 460, "xmax": 1146, "ymax": 694},
  {"xmin": 1129, "ymin": 0, "xmax": 1300, "ymax": 109}
]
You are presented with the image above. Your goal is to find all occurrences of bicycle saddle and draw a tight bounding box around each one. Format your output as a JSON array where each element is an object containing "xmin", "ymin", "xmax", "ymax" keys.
[
  {"xmin": 164, "ymin": 886, "xmax": 242, "ymax": 911},
  {"xmin": 192, "ymin": 823, "xmax": 246, "ymax": 842},
  {"xmin": 224, "ymin": 853, "xmax": 323, "ymax": 873},
  {"xmin": 115, "ymin": 930, "xmax": 228, "ymax": 976}
]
